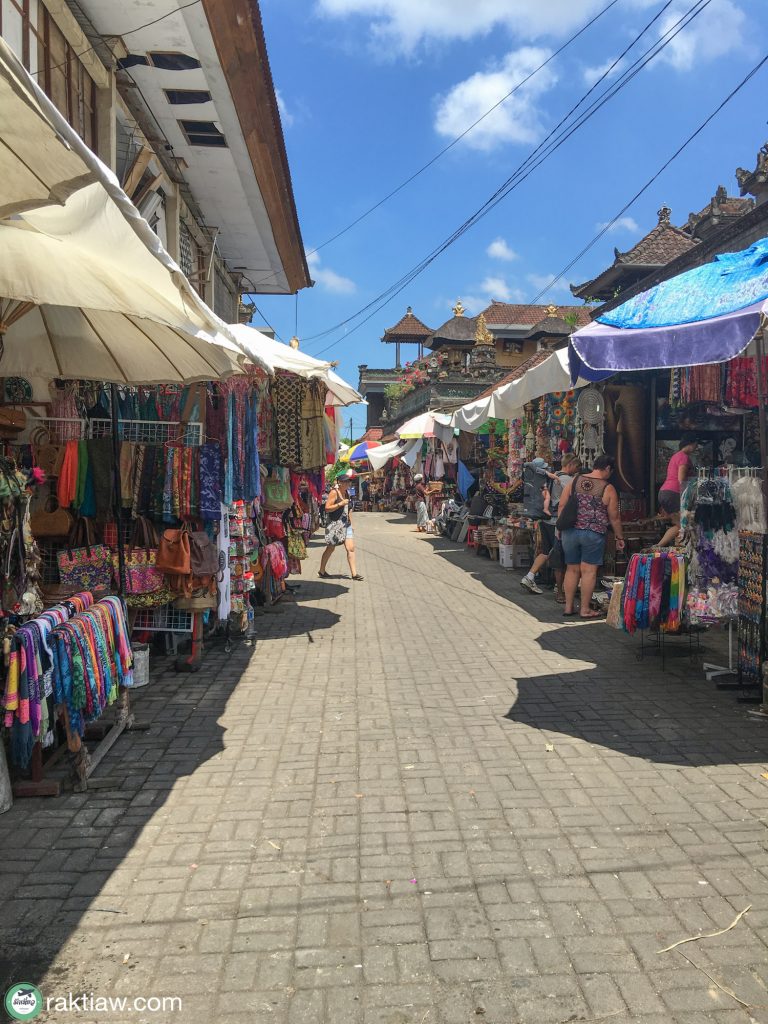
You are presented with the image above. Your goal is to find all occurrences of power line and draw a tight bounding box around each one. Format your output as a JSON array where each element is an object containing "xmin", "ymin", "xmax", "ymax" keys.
[
  {"xmin": 304, "ymin": 0, "xmax": 710, "ymax": 354},
  {"xmin": 529, "ymin": 51, "xmax": 768, "ymax": 305},
  {"xmin": 248, "ymin": 0, "xmax": 623, "ymax": 290}
]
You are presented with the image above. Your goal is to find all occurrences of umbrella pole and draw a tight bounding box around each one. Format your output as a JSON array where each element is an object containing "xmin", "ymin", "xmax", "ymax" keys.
[{"xmin": 110, "ymin": 382, "xmax": 126, "ymax": 599}]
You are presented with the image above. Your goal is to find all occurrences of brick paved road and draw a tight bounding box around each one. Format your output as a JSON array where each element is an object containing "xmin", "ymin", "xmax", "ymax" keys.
[{"xmin": 2, "ymin": 513, "xmax": 768, "ymax": 1023}]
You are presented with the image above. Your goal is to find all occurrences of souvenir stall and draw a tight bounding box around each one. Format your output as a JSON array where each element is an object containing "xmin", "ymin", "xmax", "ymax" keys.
[{"xmin": 571, "ymin": 239, "xmax": 768, "ymax": 694}]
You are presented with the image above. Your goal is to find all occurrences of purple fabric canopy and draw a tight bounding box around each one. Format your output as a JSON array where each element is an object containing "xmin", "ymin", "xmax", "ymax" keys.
[{"xmin": 568, "ymin": 299, "xmax": 766, "ymax": 385}]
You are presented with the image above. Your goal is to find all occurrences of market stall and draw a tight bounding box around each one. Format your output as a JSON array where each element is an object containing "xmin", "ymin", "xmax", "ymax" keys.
[{"xmin": 570, "ymin": 238, "xmax": 768, "ymax": 694}]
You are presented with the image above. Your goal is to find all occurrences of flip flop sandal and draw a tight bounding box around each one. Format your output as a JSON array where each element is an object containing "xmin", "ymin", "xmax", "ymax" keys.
[
  {"xmin": 351, "ymin": 574, "xmax": 365, "ymax": 581},
  {"xmin": 580, "ymin": 610, "xmax": 605, "ymax": 619},
  {"xmin": 318, "ymin": 571, "xmax": 331, "ymax": 578},
  {"xmin": 563, "ymin": 610, "xmax": 577, "ymax": 617}
]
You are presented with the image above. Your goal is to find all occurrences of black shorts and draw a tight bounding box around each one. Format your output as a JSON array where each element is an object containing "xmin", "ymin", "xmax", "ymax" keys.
[
  {"xmin": 537, "ymin": 521, "xmax": 564, "ymax": 569},
  {"xmin": 658, "ymin": 489, "xmax": 681, "ymax": 514}
]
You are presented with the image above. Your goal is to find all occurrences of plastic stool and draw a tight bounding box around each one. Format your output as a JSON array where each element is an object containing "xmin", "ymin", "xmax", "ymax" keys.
[{"xmin": 466, "ymin": 525, "xmax": 479, "ymax": 549}]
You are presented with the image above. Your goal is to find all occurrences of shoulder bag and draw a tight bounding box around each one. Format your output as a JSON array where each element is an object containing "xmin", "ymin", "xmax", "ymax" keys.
[{"xmin": 555, "ymin": 474, "xmax": 581, "ymax": 532}]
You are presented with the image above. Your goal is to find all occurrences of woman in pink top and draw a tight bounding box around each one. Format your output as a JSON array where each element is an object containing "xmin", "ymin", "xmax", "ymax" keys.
[{"xmin": 658, "ymin": 434, "xmax": 698, "ymax": 546}]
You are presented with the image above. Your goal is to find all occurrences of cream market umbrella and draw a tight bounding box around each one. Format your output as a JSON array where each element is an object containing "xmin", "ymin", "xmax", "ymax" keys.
[
  {"xmin": 397, "ymin": 411, "xmax": 453, "ymax": 440},
  {"xmin": 0, "ymin": 39, "xmax": 264, "ymax": 385},
  {"xmin": 0, "ymin": 37, "xmax": 95, "ymax": 217}
]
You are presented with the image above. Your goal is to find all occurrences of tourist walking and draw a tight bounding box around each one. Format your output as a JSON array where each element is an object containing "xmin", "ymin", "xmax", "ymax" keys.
[
  {"xmin": 658, "ymin": 434, "xmax": 698, "ymax": 546},
  {"xmin": 520, "ymin": 455, "xmax": 581, "ymax": 602},
  {"xmin": 558, "ymin": 455, "xmax": 625, "ymax": 618},
  {"xmin": 319, "ymin": 470, "xmax": 364, "ymax": 580},
  {"xmin": 413, "ymin": 474, "xmax": 429, "ymax": 532}
]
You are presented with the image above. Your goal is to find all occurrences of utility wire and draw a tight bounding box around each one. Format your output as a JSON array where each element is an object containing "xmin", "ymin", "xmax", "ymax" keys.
[
  {"xmin": 248, "ymin": 0, "xmax": 622, "ymax": 290},
  {"xmin": 304, "ymin": 0, "xmax": 709, "ymax": 353},
  {"xmin": 529, "ymin": 51, "xmax": 768, "ymax": 305}
]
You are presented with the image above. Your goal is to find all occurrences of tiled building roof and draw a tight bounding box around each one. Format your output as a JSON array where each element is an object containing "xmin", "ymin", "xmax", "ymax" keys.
[
  {"xmin": 482, "ymin": 301, "xmax": 592, "ymax": 329},
  {"xmin": 382, "ymin": 307, "xmax": 433, "ymax": 341}
]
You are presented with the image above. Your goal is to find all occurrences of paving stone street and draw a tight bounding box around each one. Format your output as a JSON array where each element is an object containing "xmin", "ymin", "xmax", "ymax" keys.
[{"xmin": 3, "ymin": 513, "xmax": 768, "ymax": 1024}]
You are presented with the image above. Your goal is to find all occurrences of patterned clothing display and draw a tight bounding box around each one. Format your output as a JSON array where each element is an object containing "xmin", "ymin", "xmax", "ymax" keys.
[
  {"xmin": 621, "ymin": 551, "xmax": 686, "ymax": 635},
  {"xmin": 301, "ymin": 382, "xmax": 326, "ymax": 470},
  {"xmin": 273, "ymin": 373, "xmax": 306, "ymax": 466}
]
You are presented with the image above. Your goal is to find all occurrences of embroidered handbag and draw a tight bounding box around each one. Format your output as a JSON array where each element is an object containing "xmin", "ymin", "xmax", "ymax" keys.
[
  {"xmin": 57, "ymin": 519, "xmax": 112, "ymax": 593},
  {"xmin": 30, "ymin": 495, "xmax": 74, "ymax": 539},
  {"xmin": 114, "ymin": 517, "xmax": 165, "ymax": 596},
  {"xmin": 286, "ymin": 527, "xmax": 307, "ymax": 560},
  {"xmin": 263, "ymin": 474, "xmax": 292, "ymax": 511},
  {"xmin": 325, "ymin": 518, "xmax": 347, "ymax": 546}
]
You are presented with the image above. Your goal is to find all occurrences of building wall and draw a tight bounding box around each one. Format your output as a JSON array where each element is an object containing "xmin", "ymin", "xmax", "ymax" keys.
[
  {"xmin": 1, "ymin": 0, "xmax": 245, "ymax": 316},
  {"xmin": 494, "ymin": 338, "xmax": 537, "ymax": 368}
]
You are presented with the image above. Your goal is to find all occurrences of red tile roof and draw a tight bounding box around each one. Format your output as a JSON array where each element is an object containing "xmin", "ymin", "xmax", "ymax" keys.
[
  {"xmin": 473, "ymin": 349, "xmax": 554, "ymax": 401},
  {"xmin": 362, "ymin": 427, "xmax": 384, "ymax": 442},
  {"xmin": 613, "ymin": 208, "xmax": 697, "ymax": 266},
  {"xmin": 382, "ymin": 307, "xmax": 433, "ymax": 340},
  {"xmin": 482, "ymin": 301, "xmax": 592, "ymax": 329}
]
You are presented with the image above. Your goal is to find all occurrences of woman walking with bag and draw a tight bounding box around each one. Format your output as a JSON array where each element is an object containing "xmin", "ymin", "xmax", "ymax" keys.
[
  {"xmin": 319, "ymin": 469, "xmax": 364, "ymax": 581},
  {"xmin": 557, "ymin": 455, "xmax": 625, "ymax": 619}
]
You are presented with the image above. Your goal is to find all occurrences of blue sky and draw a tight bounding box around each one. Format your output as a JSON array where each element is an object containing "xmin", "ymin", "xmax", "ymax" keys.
[{"xmin": 254, "ymin": 0, "xmax": 767, "ymax": 438}]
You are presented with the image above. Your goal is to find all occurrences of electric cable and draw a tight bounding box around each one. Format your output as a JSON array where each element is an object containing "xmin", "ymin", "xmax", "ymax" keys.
[
  {"xmin": 528, "ymin": 51, "xmax": 768, "ymax": 305},
  {"xmin": 247, "ymin": 0, "xmax": 623, "ymax": 290},
  {"xmin": 303, "ymin": 0, "xmax": 712, "ymax": 353}
]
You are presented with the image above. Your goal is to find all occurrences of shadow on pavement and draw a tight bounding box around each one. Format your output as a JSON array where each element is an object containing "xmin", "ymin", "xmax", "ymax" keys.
[{"xmin": 0, "ymin": 581, "xmax": 340, "ymax": 1001}]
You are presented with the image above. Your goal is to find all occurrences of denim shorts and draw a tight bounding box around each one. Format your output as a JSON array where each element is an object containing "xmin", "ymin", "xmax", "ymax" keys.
[{"xmin": 560, "ymin": 528, "xmax": 606, "ymax": 566}]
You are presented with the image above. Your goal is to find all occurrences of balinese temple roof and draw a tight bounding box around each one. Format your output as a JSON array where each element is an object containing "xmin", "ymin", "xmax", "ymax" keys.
[
  {"xmin": 736, "ymin": 141, "xmax": 768, "ymax": 200},
  {"xmin": 482, "ymin": 300, "xmax": 592, "ymax": 329},
  {"xmin": 525, "ymin": 306, "xmax": 582, "ymax": 340},
  {"xmin": 683, "ymin": 186, "xmax": 753, "ymax": 240},
  {"xmin": 425, "ymin": 300, "xmax": 478, "ymax": 350},
  {"xmin": 570, "ymin": 206, "xmax": 698, "ymax": 301},
  {"xmin": 382, "ymin": 306, "xmax": 434, "ymax": 343}
]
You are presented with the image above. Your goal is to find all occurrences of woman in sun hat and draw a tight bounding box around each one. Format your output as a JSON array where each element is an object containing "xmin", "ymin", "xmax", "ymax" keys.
[{"xmin": 319, "ymin": 469, "xmax": 364, "ymax": 580}]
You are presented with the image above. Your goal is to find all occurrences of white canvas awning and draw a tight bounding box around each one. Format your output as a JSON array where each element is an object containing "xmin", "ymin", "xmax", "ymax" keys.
[
  {"xmin": 0, "ymin": 37, "xmax": 263, "ymax": 385},
  {"xmin": 227, "ymin": 324, "xmax": 362, "ymax": 406},
  {"xmin": 452, "ymin": 350, "xmax": 594, "ymax": 431},
  {"xmin": 368, "ymin": 438, "xmax": 420, "ymax": 470}
]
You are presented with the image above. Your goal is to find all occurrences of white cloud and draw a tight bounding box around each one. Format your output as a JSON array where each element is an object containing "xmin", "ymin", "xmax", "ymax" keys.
[
  {"xmin": 316, "ymin": 0, "xmax": 610, "ymax": 54},
  {"xmin": 306, "ymin": 251, "xmax": 356, "ymax": 294},
  {"xmin": 582, "ymin": 56, "xmax": 626, "ymax": 87},
  {"xmin": 596, "ymin": 215, "xmax": 640, "ymax": 234},
  {"xmin": 526, "ymin": 272, "xmax": 571, "ymax": 298},
  {"xmin": 480, "ymin": 276, "xmax": 526, "ymax": 303},
  {"xmin": 434, "ymin": 47, "xmax": 556, "ymax": 151},
  {"xmin": 655, "ymin": 0, "xmax": 745, "ymax": 71},
  {"xmin": 487, "ymin": 237, "xmax": 518, "ymax": 261},
  {"xmin": 275, "ymin": 89, "xmax": 294, "ymax": 128}
]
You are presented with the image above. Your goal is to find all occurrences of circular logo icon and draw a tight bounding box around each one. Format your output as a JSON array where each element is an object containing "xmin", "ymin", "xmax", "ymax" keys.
[{"xmin": 4, "ymin": 984, "xmax": 43, "ymax": 1021}]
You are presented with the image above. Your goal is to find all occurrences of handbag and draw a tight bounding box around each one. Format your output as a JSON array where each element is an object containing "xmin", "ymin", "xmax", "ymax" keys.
[
  {"xmin": 57, "ymin": 518, "xmax": 112, "ymax": 593},
  {"xmin": 30, "ymin": 495, "xmax": 74, "ymax": 539},
  {"xmin": 156, "ymin": 524, "xmax": 191, "ymax": 577},
  {"xmin": 555, "ymin": 474, "xmax": 581, "ymax": 531},
  {"xmin": 325, "ymin": 517, "xmax": 347, "ymax": 546},
  {"xmin": 287, "ymin": 527, "xmax": 307, "ymax": 560},
  {"xmin": 263, "ymin": 510, "xmax": 286, "ymax": 540},
  {"xmin": 263, "ymin": 473, "xmax": 292, "ymax": 511},
  {"xmin": 114, "ymin": 517, "xmax": 165, "ymax": 596},
  {"xmin": 190, "ymin": 531, "xmax": 219, "ymax": 577}
]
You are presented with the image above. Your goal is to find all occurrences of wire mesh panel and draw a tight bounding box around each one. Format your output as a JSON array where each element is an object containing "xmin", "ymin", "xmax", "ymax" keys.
[
  {"xmin": 26, "ymin": 417, "xmax": 87, "ymax": 442},
  {"xmin": 89, "ymin": 419, "xmax": 203, "ymax": 446},
  {"xmin": 37, "ymin": 541, "xmax": 62, "ymax": 585},
  {"xmin": 133, "ymin": 606, "xmax": 194, "ymax": 634}
]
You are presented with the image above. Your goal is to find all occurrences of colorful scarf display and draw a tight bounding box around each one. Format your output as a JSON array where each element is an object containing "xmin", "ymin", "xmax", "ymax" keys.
[{"xmin": 621, "ymin": 551, "xmax": 687, "ymax": 635}]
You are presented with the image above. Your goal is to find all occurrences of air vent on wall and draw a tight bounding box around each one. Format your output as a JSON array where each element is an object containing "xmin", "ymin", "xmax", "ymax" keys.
[
  {"xmin": 178, "ymin": 120, "xmax": 227, "ymax": 148},
  {"xmin": 164, "ymin": 89, "xmax": 212, "ymax": 105}
]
